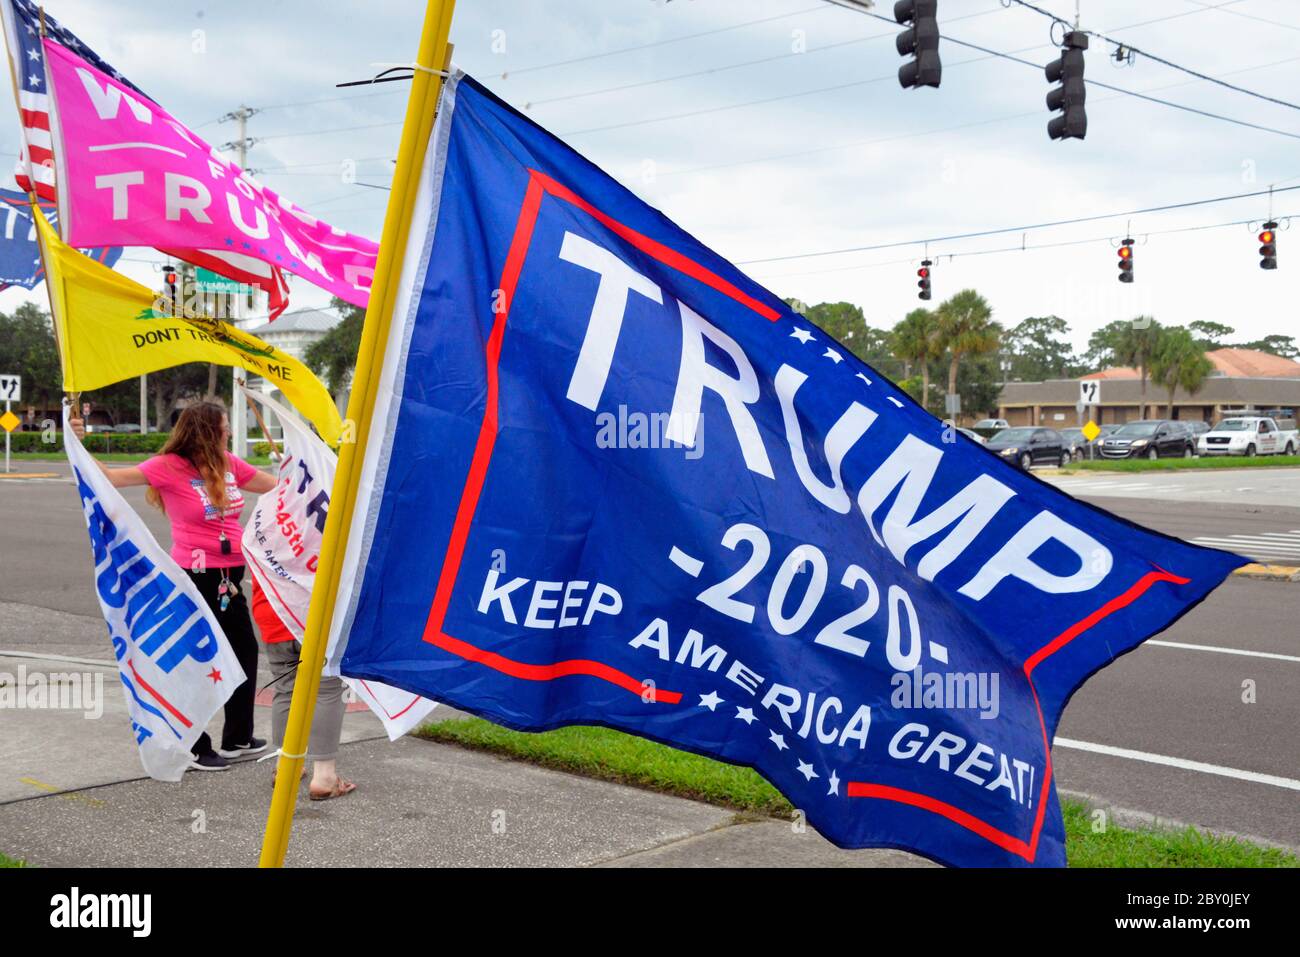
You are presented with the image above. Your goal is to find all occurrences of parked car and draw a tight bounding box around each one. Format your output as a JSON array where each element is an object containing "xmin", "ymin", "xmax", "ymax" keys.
[
  {"xmin": 956, "ymin": 427, "xmax": 986, "ymax": 445},
  {"xmin": 1100, "ymin": 420, "xmax": 1195, "ymax": 460},
  {"xmin": 1058, "ymin": 428, "xmax": 1089, "ymax": 461},
  {"xmin": 1198, "ymin": 416, "xmax": 1299, "ymax": 457},
  {"xmin": 985, "ymin": 427, "xmax": 1069, "ymax": 470},
  {"xmin": 973, "ymin": 418, "xmax": 1009, "ymax": 430}
]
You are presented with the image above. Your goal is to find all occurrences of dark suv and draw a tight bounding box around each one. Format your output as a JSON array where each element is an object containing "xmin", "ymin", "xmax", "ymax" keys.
[
  {"xmin": 986, "ymin": 427, "xmax": 1070, "ymax": 470},
  {"xmin": 1100, "ymin": 420, "xmax": 1195, "ymax": 460}
]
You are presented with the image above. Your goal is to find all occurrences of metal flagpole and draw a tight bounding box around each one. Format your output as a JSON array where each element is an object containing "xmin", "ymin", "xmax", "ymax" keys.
[
  {"xmin": 241, "ymin": 384, "xmax": 281, "ymax": 461},
  {"xmin": 1, "ymin": 7, "xmax": 75, "ymax": 421},
  {"xmin": 258, "ymin": 0, "xmax": 458, "ymax": 867}
]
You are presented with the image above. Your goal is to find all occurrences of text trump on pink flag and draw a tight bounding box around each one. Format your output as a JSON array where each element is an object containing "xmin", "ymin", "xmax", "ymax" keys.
[{"xmin": 42, "ymin": 38, "xmax": 378, "ymax": 307}]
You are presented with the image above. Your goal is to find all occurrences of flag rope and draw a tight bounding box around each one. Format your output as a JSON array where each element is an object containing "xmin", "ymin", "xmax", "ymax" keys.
[{"xmin": 257, "ymin": 0, "xmax": 458, "ymax": 868}]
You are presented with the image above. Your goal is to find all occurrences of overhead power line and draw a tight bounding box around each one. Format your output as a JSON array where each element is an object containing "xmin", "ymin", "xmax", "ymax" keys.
[
  {"xmin": 851, "ymin": 7, "xmax": 1300, "ymax": 142},
  {"xmin": 628, "ymin": 50, "xmax": 1300, "ymax": 183},
  {"xmin": 255, "ymin": 120, "xmax": 402, "ymax": 143},
  {"xmin": 557, "ymin": 6, "xmax": 1300, "ymax": 143},
  {"xmin": 1182, "ymin": 0, "xmax": 1300, "ymax": 33},
  {"xmin": 750, "ymin": 212, "xmax": 1292, "ymax": 281},
  {"xmin": 736, "ymin": 184, "xmax": 1300, "ymax": 265},
  {"xmin": 934, "ymin": 31, "xmax": 1300, "ymax": 142},
  {"xmin": 1005, "ymin": 0, "xmax": 1300, "ymax": 112},
  {"xmin": 521, "ymin": 6, "xmax": 1003, "ymax": 110},
  {"xmin": 485, "ymin": 4, "xmax": 831, "ymax": 81}
]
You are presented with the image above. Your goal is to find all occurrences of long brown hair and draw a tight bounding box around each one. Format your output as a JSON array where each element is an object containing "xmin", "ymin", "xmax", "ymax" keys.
[{"xmin": 146, "ymin": 401, "xmax": 231, "ymax": 513}]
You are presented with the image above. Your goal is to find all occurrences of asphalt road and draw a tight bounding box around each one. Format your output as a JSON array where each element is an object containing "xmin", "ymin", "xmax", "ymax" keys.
[
  {"xmin": 2, "ymin": 462, "xmax": 1298, "ymax": 854},
  {"xmin": 1043, "ymin": 467, "xmax": 1300, "ymax": 564}
]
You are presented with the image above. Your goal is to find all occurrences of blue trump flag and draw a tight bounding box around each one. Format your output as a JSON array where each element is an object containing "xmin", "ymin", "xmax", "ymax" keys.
[
  {"xmin": 0, "ymin": 190, "xmax": 121, "ymax": 289},
  {"xmin": 330, "ymin": 74, "xmax": 1246, "ymax": 867}
]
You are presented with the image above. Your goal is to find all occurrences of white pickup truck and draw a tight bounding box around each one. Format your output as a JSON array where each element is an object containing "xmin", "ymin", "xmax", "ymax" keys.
[{"xmin": 1197, "ymin": 416, "xmax": 1299, "ymax": 457}]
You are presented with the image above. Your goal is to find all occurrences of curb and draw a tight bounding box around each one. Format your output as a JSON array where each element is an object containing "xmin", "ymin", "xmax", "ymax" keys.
[{"xmin": 1233, "ymin": 563, "xmax": 1300, "ymax": 582}]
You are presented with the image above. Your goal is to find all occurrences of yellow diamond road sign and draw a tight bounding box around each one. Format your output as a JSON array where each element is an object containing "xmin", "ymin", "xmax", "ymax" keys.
[
  {"xmin": 1082, "ymin": 420, "xmax": 1101, "ymax": 443},
  {"xmin": 0, "ymin": 410, "xmax": 19, "ymax": 434}
]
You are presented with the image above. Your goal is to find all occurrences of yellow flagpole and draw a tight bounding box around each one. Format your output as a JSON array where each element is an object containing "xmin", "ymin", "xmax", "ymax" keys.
[{"xmin": 258, "ymin": 0, "xmax": 457, "ymax": 867}]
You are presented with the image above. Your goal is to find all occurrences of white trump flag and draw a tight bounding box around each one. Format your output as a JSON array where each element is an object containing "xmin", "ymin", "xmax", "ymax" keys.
[
  {"xmin": 240, "ymin": 388, "xmax": 437, "ymax": 739},
  {"xmin": 64, "ymin": 406, "xmax": 245, "ymax": 781}
]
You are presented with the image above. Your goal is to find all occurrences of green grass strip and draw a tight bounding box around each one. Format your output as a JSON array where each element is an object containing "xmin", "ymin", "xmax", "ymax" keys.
[
  {"xmin": 0, "ymin": 852, "xmax": 28, "ymax": 868},
  {"xmin": 418, "ymin": 718, "xmax": 1298, "ymax": 867},
  {"xmin": 1065, "ymin": 455, "xmax": 1300, "ymax": 472}
]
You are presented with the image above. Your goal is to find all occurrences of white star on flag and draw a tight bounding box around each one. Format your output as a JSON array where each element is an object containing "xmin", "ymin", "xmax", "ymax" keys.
[
  {"xmin": 735, "ymin": 706, "xmax": 756, "ymax": 724},
  {"xmin": 823, "ymin": 348, "xmax": 843, "ymax": 364},
  {"xmin": 769, "ymin": 730, "xmax": 787, "ymax": 751},
  {"xmin": 797, "ymin": 760, "xmax": 818, "ymax": 782},
  {"xmin": 28, "ymin": 73, "xmax": 40, "ymax": 86},
  {"xmin": 698, "ymin": 690, "xmax": 723, "ymax": 711},
  {"xmin": 828, "ymin": 770, "xmax": 840, "ymax": 795},
  {"xmin": 790, "ymin": 328, "xmax": 814, "ymax": 344},
  {"xmin": 27, "ymin": 49, "xmax": 38, "ymax": 61}
]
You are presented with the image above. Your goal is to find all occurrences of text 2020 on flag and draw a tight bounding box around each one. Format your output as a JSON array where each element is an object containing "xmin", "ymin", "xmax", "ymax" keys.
[{"xmin": 327, "ymin": 74, "xmax": 1246, "ymax": 867}]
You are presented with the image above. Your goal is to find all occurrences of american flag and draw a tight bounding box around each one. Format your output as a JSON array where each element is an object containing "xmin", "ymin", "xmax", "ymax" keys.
[{"xmin": 1, "ymin": 0, "xmax": 290, "ymax": 317}]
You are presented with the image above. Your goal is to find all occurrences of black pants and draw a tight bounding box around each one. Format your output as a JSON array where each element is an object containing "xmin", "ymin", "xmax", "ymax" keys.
[{"xmin": 187, "ymin": 566, "xmax": 259, "ymax": 755}]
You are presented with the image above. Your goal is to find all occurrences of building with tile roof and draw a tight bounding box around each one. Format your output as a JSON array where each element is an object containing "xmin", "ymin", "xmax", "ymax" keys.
[{"xmin": 997, "ymin": 348, "xmax": 1300, "ymax": 428}]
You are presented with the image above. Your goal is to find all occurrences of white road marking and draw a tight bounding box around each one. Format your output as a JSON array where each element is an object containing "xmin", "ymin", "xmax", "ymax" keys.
[
  {"xmin": 1054, "ymin": 738, "xmax": 1300, "ymax": 792},
  {"xmin": 1191, "ymin": 530, "xmax": 1300, "ymax": 561},
  {"xmin": 1145, "ymin": 639, "xmax": 1300, "ymax": 663}
]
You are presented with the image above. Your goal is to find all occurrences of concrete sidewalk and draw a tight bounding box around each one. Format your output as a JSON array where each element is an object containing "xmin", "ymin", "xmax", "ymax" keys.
[
  {"xmin": 0, "ymin": 616, "xmax": 930, "ymax": 867},
  {"xmin": 0, "ymin": 735, "xmax": 930, "ymax": 867}
]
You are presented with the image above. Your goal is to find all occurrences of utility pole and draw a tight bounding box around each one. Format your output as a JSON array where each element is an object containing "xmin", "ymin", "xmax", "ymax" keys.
[{"xmin": 219, "ymin": 105, "xmax": 258, "ymax": 458}]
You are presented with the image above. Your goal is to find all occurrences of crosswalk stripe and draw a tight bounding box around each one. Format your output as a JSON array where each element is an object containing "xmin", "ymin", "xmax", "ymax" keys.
[
  {"xmin": 1193, "ymin": 541, "xmax": 1300, "ymax": 553},
  {"xmin": 1193, "ymin": 537, "xmax": 1300, "ymax": 548},
  {"xmin": 1190, "ymin": 530, "xmax": 1300, "ymax": 561}
]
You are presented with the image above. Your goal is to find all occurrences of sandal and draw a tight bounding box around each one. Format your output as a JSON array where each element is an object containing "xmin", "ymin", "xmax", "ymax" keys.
[{"xmin": 308, "ymin": 777, "xmax": 357, "ymax": 801}]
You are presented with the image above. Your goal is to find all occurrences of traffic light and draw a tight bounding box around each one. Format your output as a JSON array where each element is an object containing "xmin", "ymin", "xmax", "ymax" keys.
[
  {"xmin": 1117, "ymin": 239, "xmax": 1134, "ymax": 283},
  {"xmin": 1045, "ymin": 31, "xmax": 1088, "ymax": 140},
  {"xmin": 895, "ymin": 0, "xmax": 941, "ymax": 89},
  {"xmin": 918, "ymin": 259, "xmax": 933, "ymax": 300},
  {"xmin": 1259, "ymin": 221, "xmax": 1278, "ymax": 270}
]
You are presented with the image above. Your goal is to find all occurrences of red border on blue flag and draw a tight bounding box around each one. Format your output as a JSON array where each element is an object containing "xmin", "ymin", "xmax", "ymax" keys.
[{"xmin": 416, "ymin": 167, "xmax": 1192, "ymax": 863}]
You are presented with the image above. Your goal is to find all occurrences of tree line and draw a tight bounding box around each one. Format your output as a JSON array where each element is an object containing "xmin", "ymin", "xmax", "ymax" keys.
[
  {"xmin": 0, "ymin": 301, "xmax": 231, "ymax": 428},
  {"xmin": 2, "ymin": 292, "xmax": 1294, "ymax": 427},
  {"xmin": 791, "ymin": 294, "xmax": 1297, "ymax": 420}
]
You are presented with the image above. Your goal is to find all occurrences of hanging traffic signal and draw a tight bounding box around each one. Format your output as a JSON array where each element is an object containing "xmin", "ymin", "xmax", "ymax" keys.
[
  {"xmin": 895, "ymin": 0, "xmax": 941, "ymax": 89},
  {"xmin": 1117, "ymin": 239, "xmax": 1134, "ymax": 283},
  {"xmin": 918, "ymin": 259, "xmax": 933, "ymax": 300},
  {"xmin": 1259, "ymin": 221, "xmax": 1278, "ymax": 270},
  {"xmin": 1046, "ymin": 31, "xmax": 1088, "ymax": 140}
]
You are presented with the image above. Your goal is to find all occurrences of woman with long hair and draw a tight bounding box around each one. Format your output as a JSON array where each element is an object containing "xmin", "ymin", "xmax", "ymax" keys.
[{"xmin": 72, "ymin": 401, "xmax": 274, "ymax": 771}]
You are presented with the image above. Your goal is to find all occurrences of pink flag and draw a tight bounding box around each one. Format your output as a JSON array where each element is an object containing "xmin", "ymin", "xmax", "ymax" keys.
[{"xmin": 43, "ymin": 38, "xmax": 378, "ymax": 307}]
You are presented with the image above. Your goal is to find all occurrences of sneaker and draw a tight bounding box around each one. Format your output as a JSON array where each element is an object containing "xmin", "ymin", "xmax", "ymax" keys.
[
  {"xmin": 218, "ymin": 737, "xmax": 268, "ymax": 758},
  {"xmin": 189, "ymin": 752, "xmax": 230, "ymax": 772}
]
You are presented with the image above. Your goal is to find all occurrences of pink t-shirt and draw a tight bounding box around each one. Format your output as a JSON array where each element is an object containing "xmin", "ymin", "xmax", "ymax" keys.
[{"xmin": 139, "ymin": 452, "xmax": 259, "ymax": 569}]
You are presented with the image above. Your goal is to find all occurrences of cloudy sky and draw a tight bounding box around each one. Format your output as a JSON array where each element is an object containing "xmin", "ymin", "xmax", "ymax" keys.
[{"xmin": 2, "ymin": 0, "xmax": 1298, "ymax": 352}]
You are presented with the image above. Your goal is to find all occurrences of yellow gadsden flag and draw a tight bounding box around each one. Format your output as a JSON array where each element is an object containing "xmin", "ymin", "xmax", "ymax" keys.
[{"xmin": 35, "ymin": 207, "xmax": 342, "ymax": 446}]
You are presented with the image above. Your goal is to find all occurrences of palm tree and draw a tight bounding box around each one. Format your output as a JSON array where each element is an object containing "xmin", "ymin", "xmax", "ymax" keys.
[
  {"xmin": 1150, "ymin": 327, "xmax": 1213, "ymax": 419},
  {"xmin": 936, "ymin": 290, "xmax": 1001, "ymax": 410},
  {"xmin": 891, "ymin": 308, "xmax": 942, "ymax": 411},
  {"xmin": 1114, "ymin": 318, "xmax": 1162, "ymax": 416}
]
